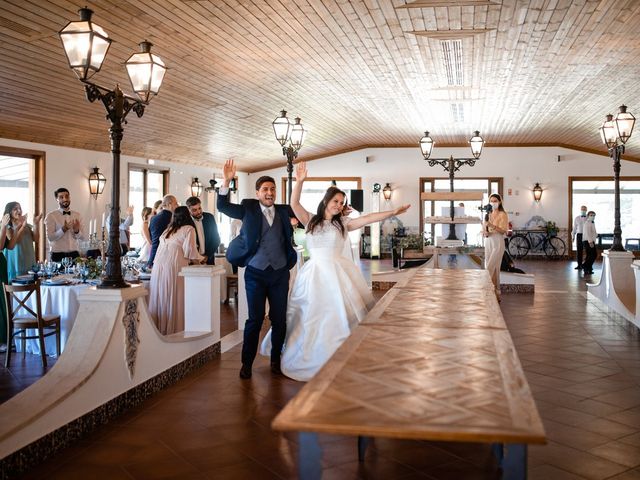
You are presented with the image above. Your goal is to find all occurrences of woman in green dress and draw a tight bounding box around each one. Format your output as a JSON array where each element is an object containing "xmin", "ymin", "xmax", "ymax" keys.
[{"xmin": 3, "ymin": 202, "xmax": 41, "ymax": 282}]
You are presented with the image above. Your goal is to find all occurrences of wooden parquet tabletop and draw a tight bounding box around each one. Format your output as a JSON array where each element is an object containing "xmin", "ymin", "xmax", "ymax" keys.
[{"xmin": 272, "ymin": 267, "xmax": 546, "ymax": 445}]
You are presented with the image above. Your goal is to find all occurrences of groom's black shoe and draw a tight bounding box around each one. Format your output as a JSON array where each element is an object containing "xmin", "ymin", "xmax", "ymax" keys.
[
  {"xmin": 270, "ymin": 360, "xmax": 283, "ymax": 376},
  {"xmin": 239, "ymin": 364, "xmax": 252, "ymax": 379}
]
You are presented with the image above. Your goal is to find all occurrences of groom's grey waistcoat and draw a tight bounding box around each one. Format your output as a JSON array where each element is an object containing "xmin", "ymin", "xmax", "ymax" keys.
[{"xmin": 248, "ymin": 212, "xmax": 287, "ymax": 270}]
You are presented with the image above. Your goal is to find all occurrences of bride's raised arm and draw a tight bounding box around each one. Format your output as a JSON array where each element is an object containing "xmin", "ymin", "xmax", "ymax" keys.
[
  {"xmin": 346, "ymin": 204, "xmax": 411, "ymax": 231},
  {"xmin": 289, "ymin": 162, "xmax": 313, "ymax": 226}
]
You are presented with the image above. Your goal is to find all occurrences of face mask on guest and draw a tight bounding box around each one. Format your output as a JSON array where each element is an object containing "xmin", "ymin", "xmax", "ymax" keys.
[
  {"xmin": 490, "ymin": 202, "xmax": 499, "ymax": 210},
  {"xmin": 588, "ymin": 215, "xmax": 595, "ymax": 222},
  {"xmin": 581, "ymin": 210, "xmax": 587, "ymax": 217}
]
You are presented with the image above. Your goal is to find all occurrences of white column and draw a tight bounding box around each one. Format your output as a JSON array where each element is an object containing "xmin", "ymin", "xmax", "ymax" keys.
[
  {"xmin": 587, "ymin": 250, "xmax": 636, "ymax": 323},
  {"xmin": 238, "ymin": 267, "xmax": 247, "ymax": 331},
  {"xmin": 631, "ymin": 260, "xmax": 640, "ymax": 329},
  {"xmin": 179, "ymin": 265, "xmax": 223, "ymax": 341}
]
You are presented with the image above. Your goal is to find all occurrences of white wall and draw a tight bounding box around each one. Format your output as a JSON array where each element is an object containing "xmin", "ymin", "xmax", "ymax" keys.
[
  {"xmin": 252, "ymin": 146, "xmax": 640, "ymax": 229},
  {"xmin": 0, "ymin": 138, "xmax": 250, "ymax": 224}
]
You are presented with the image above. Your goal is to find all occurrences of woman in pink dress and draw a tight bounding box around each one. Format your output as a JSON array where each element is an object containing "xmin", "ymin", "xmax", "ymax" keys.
[{"xmin": 148, "ymin": 206, "xmax": 204, "ymax": 335}]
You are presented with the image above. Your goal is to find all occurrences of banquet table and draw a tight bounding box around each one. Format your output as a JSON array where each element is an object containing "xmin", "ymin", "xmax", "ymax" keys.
[{"xmin": 13, "ymin": 281, "xmax": 91, "ymax": 357}]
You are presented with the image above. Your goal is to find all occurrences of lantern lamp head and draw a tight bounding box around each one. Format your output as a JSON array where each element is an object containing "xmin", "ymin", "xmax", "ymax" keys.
[
  {"xmin": 190, "ymin": 177, "xmax": 203, "ymax": 197},
  {"xmin": 419, "ymin": 131, "xmax": 434, "ymax": 160},
  {"xmin": 88, "ymin": 167, "xmax": 107, "ymax": 199},
  {"xmin": 59, "ymin": 7, "xmax": 112, "ymax": 82},
  {"xmin": 533, "ymin": 182, "xmax": 543, "ymax": 203},
  {"xmin": 382, "ymin": 183, "xmax": 392, "ymax": 201},
  {"xmin": 125, "ymin": 41, "xmax": 166, "ymax": 104},
  {"xmin": 469, "ymin": 131, "xmax": 484, "ymax": 159}
]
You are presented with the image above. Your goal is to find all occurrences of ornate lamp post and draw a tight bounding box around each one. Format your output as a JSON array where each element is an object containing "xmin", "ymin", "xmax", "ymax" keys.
[
  {"xmin": 599, "ymin": 105, "xmax": 636, "ymax": 252},
  {"xmin": 272, "ymin": 110, "xmax": 305, "ymax": 202},
  {"xmin": 59, "ymin": 7, "xmax": 166, "ymax": 288},
  {"xmin": 419, "ymin": 131, "xmax": 485, "ymax": 241}
]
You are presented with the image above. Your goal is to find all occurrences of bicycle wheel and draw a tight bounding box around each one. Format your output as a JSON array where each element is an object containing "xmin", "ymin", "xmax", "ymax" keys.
[
  {"xmin": 544, "ymin": 236, "xmax": 566, "ymax": 260},
  {"xmin": 508, "ymin": 235, "xmax": 530, "ymax": 259}
]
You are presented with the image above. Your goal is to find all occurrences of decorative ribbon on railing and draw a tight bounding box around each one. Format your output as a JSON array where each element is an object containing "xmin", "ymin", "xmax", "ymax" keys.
[{"xmin": 122, "ymin": 299, "xmax": 140, "ymax": 379}]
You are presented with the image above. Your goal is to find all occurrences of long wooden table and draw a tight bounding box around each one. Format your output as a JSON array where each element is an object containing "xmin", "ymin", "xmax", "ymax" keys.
[{"xmin": 272, "ymin": 267, "xmax": 545, "ymax": 479}]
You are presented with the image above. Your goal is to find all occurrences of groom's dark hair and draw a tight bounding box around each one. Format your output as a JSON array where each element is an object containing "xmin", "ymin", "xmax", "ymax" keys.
[{"xmin": 255, "ymin": 176, "xmax": 275, "ymax": 190}]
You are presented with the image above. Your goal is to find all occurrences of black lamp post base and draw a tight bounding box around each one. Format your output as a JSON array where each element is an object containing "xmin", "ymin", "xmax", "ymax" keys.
[{"xmin": 97, "ymin": 279, "xmax": 131, "ymax": 289}]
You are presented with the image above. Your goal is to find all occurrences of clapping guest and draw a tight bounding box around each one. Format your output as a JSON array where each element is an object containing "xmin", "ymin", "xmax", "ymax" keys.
[
  {"xmin": 148, "ymin": 206, "xmax": 204, "ymax": 335},
  {"xmin": 138, "ymin": 207, "xmax": 153, "ymax": 262},
  {"xmin": 106, "ymin": 205, "xmax": 134, "ymax": 254},
  {"xmin": 45, "ymin": 187, "xmax": 85, "ymax": 262},
  {"xmin": 2, "ymin": 202, "xmax": 42, "ymax": 282},
  {"xmin": 483, "ymin": 194, "xmax": 509, "ymax": 301}
]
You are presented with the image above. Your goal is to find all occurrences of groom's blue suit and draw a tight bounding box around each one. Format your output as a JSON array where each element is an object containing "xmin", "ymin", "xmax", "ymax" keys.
[{"xmin": 217, "ymin": 192, "xmax": 296, "ymax": 371}]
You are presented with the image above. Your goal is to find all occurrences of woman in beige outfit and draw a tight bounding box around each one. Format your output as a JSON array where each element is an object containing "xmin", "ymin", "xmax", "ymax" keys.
[
  {"xmin": 483, "ymin": 193, "xmax": 509, "ymax": 300},
  {"xmin": 149, "ymin": 206, "xmax": 204, "ymax": 335}
]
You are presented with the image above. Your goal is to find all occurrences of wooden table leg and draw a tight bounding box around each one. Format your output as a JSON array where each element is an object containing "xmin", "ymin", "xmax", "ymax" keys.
[
  {"xmin": 502, "ymin": 443, "xmax": 527, "ymax": 480},
  {"xmin": 358, "ymin": 436, "xmax": 372, "ymax": 461},
  {"xmin": 298, "ymin": 432, "xmax": 322, "ymax": 480}
]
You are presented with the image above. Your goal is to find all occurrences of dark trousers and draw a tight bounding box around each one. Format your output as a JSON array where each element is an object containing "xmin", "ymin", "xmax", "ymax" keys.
[
  {"xmin": 243, "ymin": 265, "xmax": 290, "ymax": 366},
  {"xmin": 583, "ymin": 241, "xmax": 597, "ymax": 273},
  {"xmin": 51, "ymin": 251, "xmax": 79, "ymax": 262},
  {"xmin": 575, "ymin": 233, "xmax": 583, "ymax": 267}
]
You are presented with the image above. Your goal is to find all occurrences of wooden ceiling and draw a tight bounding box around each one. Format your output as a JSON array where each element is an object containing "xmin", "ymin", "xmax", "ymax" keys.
[{"xmin": 2, "ymin": 0, "xmax": 640, "ymax": 172}]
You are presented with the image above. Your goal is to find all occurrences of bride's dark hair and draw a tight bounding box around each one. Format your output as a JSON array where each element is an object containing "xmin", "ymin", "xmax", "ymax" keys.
[{"xmin": 306, "ymin": 186, "xmax": 346, "ymax": 236}]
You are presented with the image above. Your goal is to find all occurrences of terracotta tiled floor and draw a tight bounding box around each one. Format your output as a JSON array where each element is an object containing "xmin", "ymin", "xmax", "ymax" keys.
[{"xmin": 13, "ymin": 259, "xmax": 640, "ymax": 479}]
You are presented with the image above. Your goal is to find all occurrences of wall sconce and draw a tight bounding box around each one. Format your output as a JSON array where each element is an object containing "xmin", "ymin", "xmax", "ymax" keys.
[
  {"xmin": 190, "ymin": 177, "xmax": 203, "ymax": 197},
  {"xmin": 382, "ymin": 183, "xmax": 392, "ymax": 201},
  {"xmin": 205, "ymin": 174, "xmax": 218, "ymax": 193},
  {"xmin": 88, "ymin": 167, "xmax": 107, "ymax": 199},
  {"xmin": 533, "ymin": 182, "xmax": 543, "ymax": 202}
]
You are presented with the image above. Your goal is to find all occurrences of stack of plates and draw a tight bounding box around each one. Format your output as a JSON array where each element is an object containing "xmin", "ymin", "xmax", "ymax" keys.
[{"xmin": 42, "ymin": 277, "xmax": 71, "ymax": 286}]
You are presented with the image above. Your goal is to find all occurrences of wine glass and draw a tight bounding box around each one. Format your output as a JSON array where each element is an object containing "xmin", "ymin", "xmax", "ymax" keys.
[
  {"xmin": 61, "ymin": 256, "xmax": 71, "ymax": 274},
  {"xmin": 31, "ymin": 262, "xmax": 40, "ymax": 281},
  {"xmin": 80, "ymin": 265, "xmax": 89, "ymax": 284}
]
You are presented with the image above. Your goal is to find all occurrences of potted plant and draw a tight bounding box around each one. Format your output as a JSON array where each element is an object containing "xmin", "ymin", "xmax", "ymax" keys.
[{"xmin": 546, "ymin": 221, "xmax": 558, "ymax": 237}]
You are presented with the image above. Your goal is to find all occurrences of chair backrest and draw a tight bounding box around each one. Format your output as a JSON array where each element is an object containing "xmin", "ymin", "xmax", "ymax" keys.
[{"xmin": 3, "ymin": 282, "xmax": 43, "ymax": 326}]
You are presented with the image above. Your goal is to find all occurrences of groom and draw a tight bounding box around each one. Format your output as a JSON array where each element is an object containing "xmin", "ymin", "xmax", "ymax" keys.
[{"xmin": 217, "ymin": 159, "xmax": 297, "ymax": 379}]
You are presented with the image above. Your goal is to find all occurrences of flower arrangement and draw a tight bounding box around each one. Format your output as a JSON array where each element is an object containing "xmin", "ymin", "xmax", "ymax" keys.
[
  {"xmin": 73, "ymin": 257, "xmax": 103, "ymax": 279},
  {"xmin": 546, "ymin": 221, "xmax": 558, "ymax": 237}
]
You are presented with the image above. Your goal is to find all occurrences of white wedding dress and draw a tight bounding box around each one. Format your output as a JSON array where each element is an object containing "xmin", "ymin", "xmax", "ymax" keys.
[{"xmin": 260, "ymin": 217, "xmax": 375, "ymax": 381}]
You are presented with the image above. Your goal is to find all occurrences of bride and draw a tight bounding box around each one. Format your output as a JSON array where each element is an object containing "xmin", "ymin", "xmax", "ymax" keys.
[{"xmin": 261, "ymin": 162, "xmax": 410, "ymax": 381}]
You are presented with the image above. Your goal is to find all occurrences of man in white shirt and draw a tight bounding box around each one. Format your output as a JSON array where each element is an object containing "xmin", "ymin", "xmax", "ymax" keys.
[
  {"xmin": 45, "ymin": 187, "xmax": 86, "ymax": 262},
  {"xmin": 572, "ymin": 205, "xmax": 588, "ymax": 270}
]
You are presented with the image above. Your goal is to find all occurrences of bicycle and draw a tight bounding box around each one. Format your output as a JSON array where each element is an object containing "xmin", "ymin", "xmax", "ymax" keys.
[{"xmin": 507, "ymin": 229, "xmax": 566, "ymax": 260}]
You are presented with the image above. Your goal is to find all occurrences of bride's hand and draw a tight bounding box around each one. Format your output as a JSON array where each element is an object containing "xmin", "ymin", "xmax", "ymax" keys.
[
  {"xmin": 295, "ymin": 161, "xmax": 307, "ymax": 182},
  {"xmin": 393, "ymin": 204, "xmax": 411, "ymax": 216}
]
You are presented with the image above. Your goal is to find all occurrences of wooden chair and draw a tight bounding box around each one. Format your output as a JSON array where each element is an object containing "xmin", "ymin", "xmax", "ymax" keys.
[{"xmin": 4, "ymin": 283, "xmax": 61, "ymax": 368}]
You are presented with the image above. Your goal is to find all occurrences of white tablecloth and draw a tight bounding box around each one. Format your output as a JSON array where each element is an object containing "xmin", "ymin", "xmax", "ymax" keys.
[{"xmin": 14, "ymin": 283, "xmax": 90, "ymax": 357}]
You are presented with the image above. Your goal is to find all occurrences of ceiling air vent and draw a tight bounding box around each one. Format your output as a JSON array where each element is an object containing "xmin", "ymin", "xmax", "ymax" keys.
[
  {"xmin": 442, "ymin": 39, "xmax": 463, "ymax": 86},
  {"xmin": 450, "ymin": 103, "xmax": 465, "ymax": 123}
]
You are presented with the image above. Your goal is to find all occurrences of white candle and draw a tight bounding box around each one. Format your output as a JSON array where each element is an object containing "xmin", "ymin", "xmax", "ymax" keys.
[
  {"xmin": 89, "ymin": 219, "xmax": 93, "ymax": 235},
  {"xmin": 101, "ymin": 213, "xmax": 106, "ymax": 228}
]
